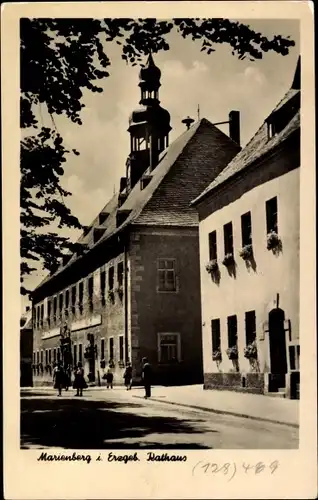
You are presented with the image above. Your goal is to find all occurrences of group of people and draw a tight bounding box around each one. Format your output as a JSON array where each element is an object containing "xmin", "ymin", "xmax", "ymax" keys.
[
  {"xmin": 53, "ymin": 361, "xmax": 87, "ymax": 397},
  {"xmin": 52, "ymin": 358, "xmax": 152, "ymax": 398}
]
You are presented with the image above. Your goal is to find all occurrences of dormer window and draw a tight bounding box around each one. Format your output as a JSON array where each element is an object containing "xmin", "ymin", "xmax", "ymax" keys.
[
  {"xmin": 140, "ymin": 175, "xmax": 152, "ymax": 190},
  {"xmin": 93, "ymin": 227, "xmax": 106, "ymax": 244},
  {"xmin": 266, "ymin": 92, "xmax": 300, "ymax": 140},
  {"xmin": 116, "ymin": 210, "xmax": 131, "ymax": 228},
  {"xmin": 99, "ymin": 212, "xmax": 109, "ymax": 225}
]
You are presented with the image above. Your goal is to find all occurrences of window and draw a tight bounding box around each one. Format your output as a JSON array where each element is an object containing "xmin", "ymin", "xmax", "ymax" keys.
[
  {"xmin": 208, "ymin": 231, "xmax": 217, "ymax": 261},
  {"xmin": 227, "ymin": 315, "xmax": 238, "ymax": 348},
  {"xmin": 100, "ymin": 270, "xmax": 106, "ymax": 306},
  {"xmin": 78, "ymin": 282, "xmax": 84, "ymax": 314},
  {"xmin": 33, "ymin": 352, "xmax": 36, "ymax": 364},
  {"xmin": 78, "ymin": 344, "xmax": 83, "ymax": 364},
  {"xmin": 119, "ymin": 336, "xmax": 124, "ymax": 362},
  {"xmin": 109, "ymin": 337, "xmax": 114, "ymax": 361},
  {"xmin": 45, "ymin": 350, "xmax": 48, "ymax": 365},
  {"xmin": 223, "ymin": 222, "xmax": 233, "ymax": 256},
  {"xmin": 88, "ymin": 276, "xmax": 94, "ymax": 312},
  {"xmin": 36, "ymin": 351, "xmax": 39, "ymax": 364},
  {"xmin": 71, "ymin": 286, "xmax": 76, "ymax": 315},
  {"xmin": 266, "ymin": 197, "xmax": 278, "ymax": 234},
  {"xmin": 47, "ymin": 300, "xmax": 51, "ymax": 327},
  {"xmin": 53, "ymin": 296, "xmax": 57, "ymax": 322},
  {"xmin": 108, "ymin": 267, "xmax": 114, "ymax": 291},
  {"xmin": 59, "ymin": 293, "xmax": 63, "ymax": 317},
  {"xmin": 157, "ymin": 259, "xmax": 176, "ymax": 292},
  {"xmin": 245, "ymin": 311, "xmax": 256, "ymax": 345},
  {"xmin": 241, "ymin": 212, "xmax": 252, "ymax": 247},
  {"xmin": 211, "ymin": 319, "xmax": 221, "ymax": 352},
  {"xmin": 158, "ymin": 333, "xmax": 180, "ymax": 363},
  {"xmin": 73, "ymin": 344, "xmax": 77, "ymax": 366},
  {"xmin": 53, "ymin": 348, "xmax": 56, "ymax": 363},
  {"xmin": 117, "ymin": 262, "xmax": 124, "ymax": 288},
  {"xmin": 48, "ymin": 349, "xmax": 52, "ymax": 364},
  {"xmin": 101, "ymin": 339, "xmax": 105, "ymax": 360},
  {"xmin": 65, "ymin": 289, "xmax": 70, "ymax": 316},
  {"xmin": 40, "ymin": 350, "xmax": 44, "ymax": 364},
  {"xmin": 41, "ymin": 304, "xmax": 44, "ymax": 328},
  {"xmin": 57, "ymin": 347, "xmax": 61, "ymax": 362}
]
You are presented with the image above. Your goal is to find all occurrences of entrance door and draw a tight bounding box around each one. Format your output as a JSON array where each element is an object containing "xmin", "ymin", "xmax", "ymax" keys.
[{"xmin": 268, "ymin": 308, "xmax": 287, "ymax": 375}]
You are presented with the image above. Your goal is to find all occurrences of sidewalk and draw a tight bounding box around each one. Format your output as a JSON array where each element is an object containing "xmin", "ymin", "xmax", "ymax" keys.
[{"xmin": 133, "ymin": 385, "xmax": 299, "ymax": 428}]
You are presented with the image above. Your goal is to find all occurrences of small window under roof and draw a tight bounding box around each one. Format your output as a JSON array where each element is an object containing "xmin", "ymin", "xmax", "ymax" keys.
[
  {"xmin": 93, "ymin": 227, "xmax": 106, "ymax": 244},
  {"xmin": 140, "ymin": 175, "xmax": 152, "ymax": 190},
  {"xmin": 99, "ymin": 212, "xmax": 109, "ymax": 225}
]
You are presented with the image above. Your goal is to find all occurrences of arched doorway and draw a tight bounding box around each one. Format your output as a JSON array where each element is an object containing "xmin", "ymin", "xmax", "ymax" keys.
[{"xmin": 268, "ymin": 308, "xmax": 287, "ymax": 376}]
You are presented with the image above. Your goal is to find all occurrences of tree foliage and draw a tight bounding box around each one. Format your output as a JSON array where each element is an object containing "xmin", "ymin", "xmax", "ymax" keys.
[{"xmin": 20, "ymin": 17, "xmax": 295, "ymax": 294}]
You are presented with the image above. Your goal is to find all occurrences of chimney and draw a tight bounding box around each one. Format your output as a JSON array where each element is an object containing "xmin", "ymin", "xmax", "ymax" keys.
[{"xmin": 229, "ymin": 110, "xmax": 241, "ymax": 147}]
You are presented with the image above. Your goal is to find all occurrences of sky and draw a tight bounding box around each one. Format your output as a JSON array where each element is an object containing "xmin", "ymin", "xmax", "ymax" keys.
[{"xmin": 22, "ymin": 18, "xmax": 300, "ymax": 308}]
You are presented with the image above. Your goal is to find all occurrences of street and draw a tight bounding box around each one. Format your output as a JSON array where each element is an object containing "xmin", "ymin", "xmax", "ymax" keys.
[{"xmin": 21, "ymin": 387, "xmax": 298, "ymax": 450}]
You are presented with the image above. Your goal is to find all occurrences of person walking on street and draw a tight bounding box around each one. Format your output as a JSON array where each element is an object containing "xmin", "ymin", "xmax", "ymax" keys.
[
  {"xmin": 73, "ymin": 361, "xmax": 87, "ymax": 397},
  {"xmin": 142, "ymin": 357, "xmax": 152, "ymax": 399},
  {"xmin": 123, "ymin": 362, "xmax": 132, "ymax": 390},
  {"xmin": 53, "ymin": 361, "xmax": 64, "ymax": 397},
  {"xmin": 105, "ymin": 367, "xmax": 114, "ymax": 389}
]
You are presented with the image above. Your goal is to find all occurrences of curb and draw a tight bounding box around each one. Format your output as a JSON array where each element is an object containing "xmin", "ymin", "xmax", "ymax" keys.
[{"xmin": 132, "ymin": 395, "xmax": 299, "ymax": 429}]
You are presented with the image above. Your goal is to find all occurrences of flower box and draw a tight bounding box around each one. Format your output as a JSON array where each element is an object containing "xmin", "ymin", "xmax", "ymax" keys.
[
  {"xmin": 205, "ymin": 259, "xmax": 218, "ymax": 274},
  {"xmin": 267, "ymin": 231, "xmax": 281, "ymax": 250},
  {"xmin": 212, "ymin": 350, "xmax": 222, "ymax": 362},
  {"xmin": 239, "ymin": 244, "xmax": 253, "ymax": 260},
  {"xmin": 244, "ymin": 340, "xmax": 258, "ymax": 359},
  {"xmin": 115, "ymin": 285, "xmax": 124, "ymax": 300},
  {"xmin": 108, "ymin": 289, "xmax": 115, "ymax": 303},
  {"xmin": 226, "ymin": 345, "xmax": 238, "ymax": 360},
  {"xmin": 222, "ymin": 253, "xmax": 235, "ymax": 267}
]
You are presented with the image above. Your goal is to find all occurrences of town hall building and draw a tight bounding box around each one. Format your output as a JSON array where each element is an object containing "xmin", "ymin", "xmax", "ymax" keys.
[{"xmin": 31, "ymin": 54, "xmax": 241, "ymax": 386}]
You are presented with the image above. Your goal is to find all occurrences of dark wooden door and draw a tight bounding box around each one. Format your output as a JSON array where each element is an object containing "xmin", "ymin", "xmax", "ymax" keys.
[{"xmin": 268, "ymin": 308, "xmax": 288, "ymax": 375}]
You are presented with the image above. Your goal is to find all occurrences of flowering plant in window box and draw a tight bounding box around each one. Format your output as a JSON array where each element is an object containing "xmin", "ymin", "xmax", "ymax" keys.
[
  {"xmin": 100, "ymin": 359, "xmax": 106, "ymax": 369},
  {"xmin": 108, "ymin": 289, "xmax": 115, "ymax": 303},
  {"xmin": 226, "ymin": 345, "xmax": 238, "ymax": 360},
  {"xmin": 267, "ymin": 230, "xmax": 281, "ymax": 250},
  {"xmin": 205, "ymin": 259, "xmax": 218, "ymax": 274},
  {"xmin": 109, "ymin": 359, "xmax": 115, "ymax": 369},
  {"xmin": 222, "ymin": 253, "xmax": 235, "ymax": 267},
  {"xmin": 212, "ymin": 350, "xmax": 222, "ymax": 362},
  {"xmin": 244, "ymin": 340, "xmax": 258, "ymax": 359},
  {"xmin": 239, "ymin": 244, "xmax": 253, "ymax": 260},
  {"xmin": 115, "ymin": 285, "xmax": 124, "ymax": 301},
  {"xmin": 118, "ymin": 360, "xmax": 125, "ymax": 368}
]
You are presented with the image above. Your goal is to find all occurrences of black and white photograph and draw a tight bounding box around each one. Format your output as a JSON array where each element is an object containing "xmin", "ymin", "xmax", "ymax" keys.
[{"xmin": 2, "ymin": 2, "xmax": 316, "ymax": 499}]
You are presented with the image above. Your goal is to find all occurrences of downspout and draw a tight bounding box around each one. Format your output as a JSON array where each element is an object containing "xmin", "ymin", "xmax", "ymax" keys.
[{"xmin": 124, "ymin": 236, "xmax": 129, "ymax": 364}]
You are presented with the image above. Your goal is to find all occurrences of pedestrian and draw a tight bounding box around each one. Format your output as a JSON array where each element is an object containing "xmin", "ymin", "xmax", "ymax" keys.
[
  {"xmin": 123, "ymin": 362, "xmax": 132, "ymax": 390},
  {"xmin": 142, "ymin": 357, "xmax": 152, "ymax": 399},
  {"xmin": 106, "ymin": 367, "xmax": 114, "ymax": 389},
  {"xmin": 73, "ymin": 361, "xmax": 87, "ymax": 397},
  {"xmin": 53, "ymin": 361, "xmax": 64, "ymax": 397},
  {"xmin": 64, "ymin": 364, "xmax": 71, "ymax": 391}
]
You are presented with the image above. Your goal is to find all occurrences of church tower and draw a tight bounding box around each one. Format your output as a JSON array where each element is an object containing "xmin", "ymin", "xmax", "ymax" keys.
[{"xmin": 126, "ymin": 53, "xmax": 171, "ymax": 192}]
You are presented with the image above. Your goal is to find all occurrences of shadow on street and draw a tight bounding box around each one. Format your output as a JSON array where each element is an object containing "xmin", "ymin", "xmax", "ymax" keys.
[{"xmin": 20, "ymin": 392, "xmax": 212, "ymax": 450}]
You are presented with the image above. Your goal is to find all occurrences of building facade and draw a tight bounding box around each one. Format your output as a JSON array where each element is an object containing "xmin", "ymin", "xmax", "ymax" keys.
[
  {"xmin": 20, "ymin": 307, "xmax": 33, "ymax": 387},
  {"xmin": 192, "ymin": 59, "xmax": 300, "ymax": 399},
  {"xmin": 31, "ymin": 54, "xmax": 241, "ymax": 387}
]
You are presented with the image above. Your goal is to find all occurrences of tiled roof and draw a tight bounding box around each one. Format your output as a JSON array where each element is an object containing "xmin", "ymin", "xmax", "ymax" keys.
[
  {"xmin": 192, "ymin": 88, "xmax": 300, "ymax": 205},
  {"xmin": 34, "ymin": 118, "xmax": 240, "ymax": 292}
]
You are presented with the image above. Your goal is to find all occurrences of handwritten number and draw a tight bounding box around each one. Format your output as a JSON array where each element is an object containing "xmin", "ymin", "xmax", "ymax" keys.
[
  {"xmin": 255, "ymin": 462, "xmax": 265, "ymax": 474},
  {"xmin": 269, "ymin": 460, "xmax": 279, "ymax": 474},
  {"xmin": 242, "ymin": 463, "xmax": 253, "ymax": 473},
  {"xmin": 201, "ymin": 462, "xmax": 210, "ymax": 473}
]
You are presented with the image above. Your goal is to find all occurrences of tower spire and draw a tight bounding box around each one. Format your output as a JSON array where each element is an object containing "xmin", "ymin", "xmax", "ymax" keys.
[{"xmin": 127, "ymin": 54, "xmax": 171, "ymax": 191}]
